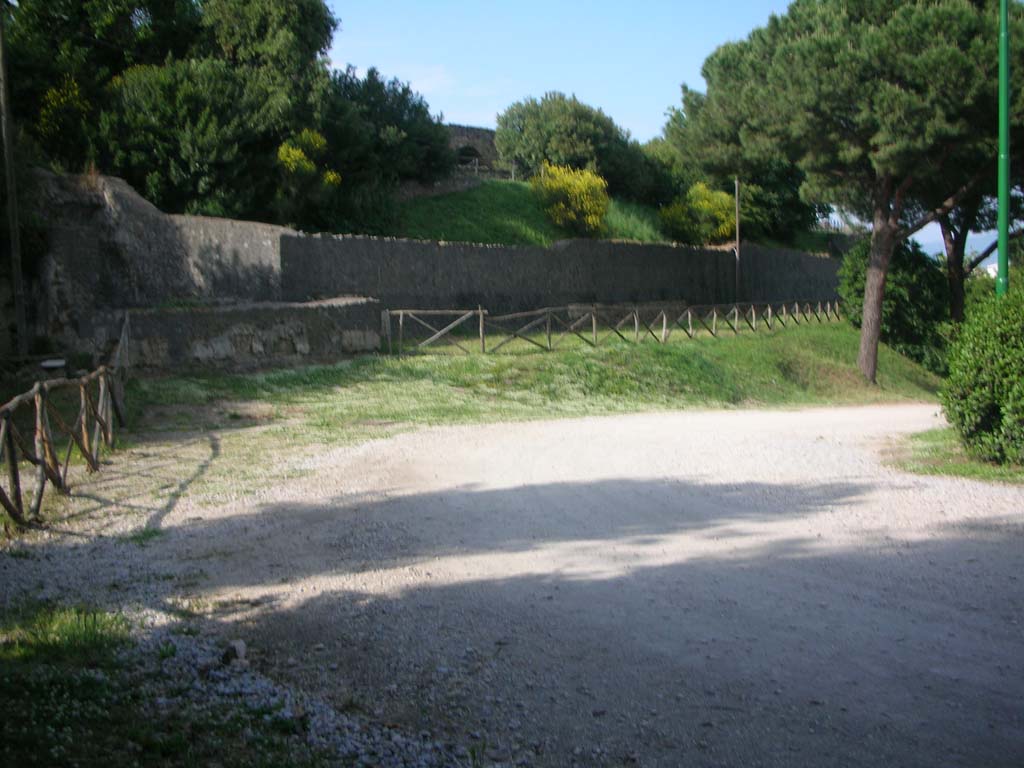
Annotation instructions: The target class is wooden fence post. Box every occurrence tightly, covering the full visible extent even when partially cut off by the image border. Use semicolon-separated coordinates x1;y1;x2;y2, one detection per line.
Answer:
479;306;486;354
103;372;115;448
2;413;24;524
398;311;404;357
382;310;392;355
29;385;46;519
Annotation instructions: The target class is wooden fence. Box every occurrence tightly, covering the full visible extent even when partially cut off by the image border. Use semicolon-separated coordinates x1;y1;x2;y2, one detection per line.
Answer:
0;319;130;527
381;300;842;356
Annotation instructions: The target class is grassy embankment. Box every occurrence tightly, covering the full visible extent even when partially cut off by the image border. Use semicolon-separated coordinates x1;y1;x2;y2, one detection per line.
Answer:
131;323;939;440
0;322;943;531
394;179;668;246
109;323;940;506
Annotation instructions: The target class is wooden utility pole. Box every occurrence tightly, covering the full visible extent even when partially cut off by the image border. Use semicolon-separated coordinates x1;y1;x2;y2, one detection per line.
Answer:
0;6;28;357
734;177;741;302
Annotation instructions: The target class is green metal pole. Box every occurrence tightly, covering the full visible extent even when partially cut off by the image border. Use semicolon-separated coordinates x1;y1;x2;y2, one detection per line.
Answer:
997;0;1011;297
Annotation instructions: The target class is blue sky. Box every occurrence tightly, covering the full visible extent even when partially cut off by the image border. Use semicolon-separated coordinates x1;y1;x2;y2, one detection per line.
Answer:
326;0;989;258
325;1;791;140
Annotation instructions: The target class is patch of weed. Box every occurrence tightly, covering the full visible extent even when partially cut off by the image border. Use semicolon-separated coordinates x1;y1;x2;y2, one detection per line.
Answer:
121;527;165;547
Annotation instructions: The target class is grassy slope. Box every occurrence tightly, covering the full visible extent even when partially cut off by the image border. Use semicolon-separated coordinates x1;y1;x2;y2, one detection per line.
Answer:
131;324;939;445
394;180;669;246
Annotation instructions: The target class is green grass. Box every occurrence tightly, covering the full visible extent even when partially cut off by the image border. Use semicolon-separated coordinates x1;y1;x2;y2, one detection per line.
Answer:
0;602;330;767
396;180;566;246
394;179;668;246
602;199;669;243
0;604;130;667
131;324;939;445
897;427;1024;484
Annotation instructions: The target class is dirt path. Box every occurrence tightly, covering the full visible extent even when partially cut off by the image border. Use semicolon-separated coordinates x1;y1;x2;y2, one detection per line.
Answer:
5;404;1024;766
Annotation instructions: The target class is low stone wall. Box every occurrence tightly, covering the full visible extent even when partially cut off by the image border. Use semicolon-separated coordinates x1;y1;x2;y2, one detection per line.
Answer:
125;298;381;370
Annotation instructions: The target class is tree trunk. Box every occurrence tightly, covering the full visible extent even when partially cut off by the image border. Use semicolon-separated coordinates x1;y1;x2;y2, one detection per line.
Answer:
939;214;970;324
947;261;966;323
857;219;897;384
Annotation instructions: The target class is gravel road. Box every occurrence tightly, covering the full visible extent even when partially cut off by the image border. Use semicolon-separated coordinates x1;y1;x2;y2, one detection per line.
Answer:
5;403;1024;766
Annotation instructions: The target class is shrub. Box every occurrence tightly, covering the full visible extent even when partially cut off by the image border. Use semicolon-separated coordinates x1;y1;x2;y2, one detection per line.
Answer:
274;129;343;230
942;290;1024;464
497;93;672;205
659;182;734;245
530;162;609;236
838;239;949;373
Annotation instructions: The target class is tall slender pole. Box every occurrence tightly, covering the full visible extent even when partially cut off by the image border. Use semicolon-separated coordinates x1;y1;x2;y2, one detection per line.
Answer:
734;177;741;301
997;0;1011;297
0;7;27;356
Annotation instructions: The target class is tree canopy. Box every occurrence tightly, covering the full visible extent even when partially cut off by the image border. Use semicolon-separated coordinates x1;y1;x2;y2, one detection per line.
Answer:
495;92;672;205
4;0;454;231
691;0;1023;381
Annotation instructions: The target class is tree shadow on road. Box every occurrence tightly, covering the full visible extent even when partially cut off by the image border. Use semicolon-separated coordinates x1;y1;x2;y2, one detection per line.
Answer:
4;474;1022;766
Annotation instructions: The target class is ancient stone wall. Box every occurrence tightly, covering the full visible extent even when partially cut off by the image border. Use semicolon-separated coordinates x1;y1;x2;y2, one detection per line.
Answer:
31;171;840;367
124;298;380;370
447;125;500;168
280;236;838;313
32;171;292;353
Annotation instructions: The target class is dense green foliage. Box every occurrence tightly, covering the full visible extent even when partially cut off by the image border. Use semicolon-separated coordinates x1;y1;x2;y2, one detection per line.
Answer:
495;93;673;205
658;86;820;243
394;181;667;246
942;290;1024;465
659;183;735;245
838;240;949;373
4;0;454;231
98;59;259;217
530;163;610;236
680;0;1019;381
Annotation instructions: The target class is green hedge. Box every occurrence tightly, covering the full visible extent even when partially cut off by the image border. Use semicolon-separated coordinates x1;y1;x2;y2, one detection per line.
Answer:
942;290;1024;464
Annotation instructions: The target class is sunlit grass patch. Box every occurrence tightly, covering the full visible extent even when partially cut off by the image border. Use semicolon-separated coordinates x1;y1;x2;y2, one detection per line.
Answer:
0;603;129;667
897;427;1024;484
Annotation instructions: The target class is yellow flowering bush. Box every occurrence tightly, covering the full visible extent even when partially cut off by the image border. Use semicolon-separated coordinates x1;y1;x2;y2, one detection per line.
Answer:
530;162;609;236
659;182;735;245
275;129;342;230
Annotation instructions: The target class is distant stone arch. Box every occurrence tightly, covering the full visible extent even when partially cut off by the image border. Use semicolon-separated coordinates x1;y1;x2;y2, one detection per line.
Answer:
446;125;499;169
456;145;483;166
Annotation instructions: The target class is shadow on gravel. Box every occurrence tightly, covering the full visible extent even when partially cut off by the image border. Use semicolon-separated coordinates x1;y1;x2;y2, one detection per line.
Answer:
6;475;1023;766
